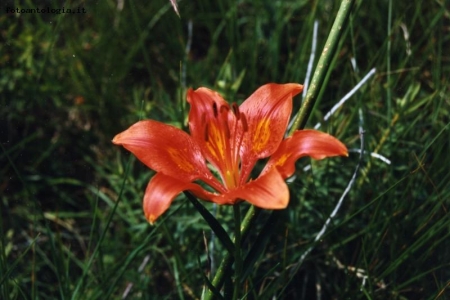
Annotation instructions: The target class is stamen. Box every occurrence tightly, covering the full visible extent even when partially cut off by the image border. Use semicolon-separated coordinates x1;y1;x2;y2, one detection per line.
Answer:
212;102;218;117
232;102;240;120
241;113;249;132
222;118;231;140
218;105;230;139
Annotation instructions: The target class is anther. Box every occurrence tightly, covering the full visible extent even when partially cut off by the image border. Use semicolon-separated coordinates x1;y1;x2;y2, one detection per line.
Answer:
232;103;240;120
241;113;249;132
212;102;218;117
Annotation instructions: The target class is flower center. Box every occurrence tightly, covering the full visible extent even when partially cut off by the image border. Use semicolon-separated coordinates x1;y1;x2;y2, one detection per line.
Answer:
203;102;248;189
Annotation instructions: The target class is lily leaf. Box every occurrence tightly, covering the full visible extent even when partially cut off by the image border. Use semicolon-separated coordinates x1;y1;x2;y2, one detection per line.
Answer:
241;211;281;282
196;255;225;300
184;191;234;255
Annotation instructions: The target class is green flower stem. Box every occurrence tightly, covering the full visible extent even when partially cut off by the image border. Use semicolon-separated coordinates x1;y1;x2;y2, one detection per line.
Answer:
204;206;259;300
232;204;242;300
289;0;355;134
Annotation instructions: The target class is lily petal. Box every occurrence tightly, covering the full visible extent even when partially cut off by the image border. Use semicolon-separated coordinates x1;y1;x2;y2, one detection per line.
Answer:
187;88;242;188
263;130;348;179
112;120;215;184
239;83;303;183
211;167;289;209
143;173;220;224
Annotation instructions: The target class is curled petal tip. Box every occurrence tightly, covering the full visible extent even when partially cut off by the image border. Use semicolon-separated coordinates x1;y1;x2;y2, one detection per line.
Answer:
147;215;156;225
290;83;303;93
112;133;123;145
336;140;349;157
280;83;303;95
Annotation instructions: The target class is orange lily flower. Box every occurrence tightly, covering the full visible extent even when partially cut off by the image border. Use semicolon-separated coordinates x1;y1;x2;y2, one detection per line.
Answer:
113;83;348;223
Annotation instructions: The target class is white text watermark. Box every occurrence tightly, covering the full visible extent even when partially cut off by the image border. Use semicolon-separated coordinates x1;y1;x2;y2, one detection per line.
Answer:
6;7;87;14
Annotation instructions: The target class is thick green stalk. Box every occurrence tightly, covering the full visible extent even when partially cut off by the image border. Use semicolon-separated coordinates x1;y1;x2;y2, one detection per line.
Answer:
232;205;242;300
289;0;355;134
204;206;259;300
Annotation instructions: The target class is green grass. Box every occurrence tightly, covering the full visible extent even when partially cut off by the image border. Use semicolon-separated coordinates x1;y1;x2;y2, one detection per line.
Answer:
1;0;449;299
